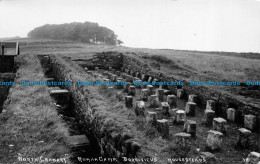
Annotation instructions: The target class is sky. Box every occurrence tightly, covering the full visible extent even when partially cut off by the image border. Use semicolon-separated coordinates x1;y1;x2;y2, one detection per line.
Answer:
0;0;260;52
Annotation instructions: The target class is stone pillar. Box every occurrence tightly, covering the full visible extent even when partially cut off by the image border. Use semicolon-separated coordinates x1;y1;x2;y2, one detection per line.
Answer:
157;89;165;101
111;74;117;82
185;102;196;116
128;85;136;96
169;108;179;118
115;71;121;76
236;128;252;149
245;152;260;164
123;82;128;93
109;66;112;71
156;119;169;138
174;132;192;149
141;89;149;101
206;130;223;151
202;109;215;126
244;114;257;131
135;101;145;117
141;74;146;81
188;94;198;103
206;100;216;111
147;85;154;96
200;152;216;164
227;108;236;122
125;96;133;108
177;89;185;99
135;79;142;89
148;76;153;83
167;95;177;108
93;73;98;78
111;68;115;74
213;118;227;133
149;95;160;108
183;120;197;137
176;110;186;124
116;80;123;89
146;111;157;125
161;102;170;115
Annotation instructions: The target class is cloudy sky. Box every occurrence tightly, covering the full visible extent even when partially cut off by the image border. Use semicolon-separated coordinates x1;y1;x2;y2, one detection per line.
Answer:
0;0;260;52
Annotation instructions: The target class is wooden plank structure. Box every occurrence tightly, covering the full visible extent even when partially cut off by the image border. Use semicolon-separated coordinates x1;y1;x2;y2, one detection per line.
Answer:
0;42;20;73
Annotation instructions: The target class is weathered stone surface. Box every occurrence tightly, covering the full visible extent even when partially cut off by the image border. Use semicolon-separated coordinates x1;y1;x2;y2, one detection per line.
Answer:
156;119;169;138
93;73;98;78
167;95;177;108
141;89;149;101
146;111;157;125
213;117;227;133
236;128;252;149
245;152;260;164
206;130;223;151
177;89;185;99
95;67;99;71
244;114;257;131
227;108;236;122
183;120;197;137
148;76;153;83
116;79;123;89
185;102;196;116
130;142;141;157
116;91;124;101
174;132;192;149
202;109;215;126
206;100;216;111
125;96;133;108
149;95;160;108
68;135;90;148
188;94;198;103
128;85;136;96
147;85;154;96
169;108;179;118
161;102;170;115
111;74;117;82
135;101;145;116
176;110;186;124
200;152;216;164
157;89;164;101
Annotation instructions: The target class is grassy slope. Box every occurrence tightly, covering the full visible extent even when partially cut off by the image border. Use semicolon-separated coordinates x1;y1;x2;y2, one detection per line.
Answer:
0;54;71;164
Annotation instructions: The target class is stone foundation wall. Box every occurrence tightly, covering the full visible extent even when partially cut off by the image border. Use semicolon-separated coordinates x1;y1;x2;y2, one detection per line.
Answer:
47;55;145;162
93;51;123;69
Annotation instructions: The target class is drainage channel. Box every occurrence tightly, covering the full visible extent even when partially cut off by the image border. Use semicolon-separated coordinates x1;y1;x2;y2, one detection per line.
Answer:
38;55;101;164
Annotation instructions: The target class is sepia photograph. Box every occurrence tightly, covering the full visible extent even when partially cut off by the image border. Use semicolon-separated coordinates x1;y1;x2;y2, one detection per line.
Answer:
0;0;260;163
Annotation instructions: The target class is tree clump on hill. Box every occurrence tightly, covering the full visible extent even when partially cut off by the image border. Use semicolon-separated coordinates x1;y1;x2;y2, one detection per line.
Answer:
27;22;123;45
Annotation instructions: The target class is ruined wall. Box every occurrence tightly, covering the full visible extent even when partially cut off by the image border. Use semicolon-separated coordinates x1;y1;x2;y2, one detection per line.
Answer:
47;55;145;163
122;54;260;131
93;51;123;69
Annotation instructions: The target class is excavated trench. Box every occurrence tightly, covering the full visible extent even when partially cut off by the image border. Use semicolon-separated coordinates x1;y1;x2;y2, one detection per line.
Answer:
38;55;102;164
0;74;15;113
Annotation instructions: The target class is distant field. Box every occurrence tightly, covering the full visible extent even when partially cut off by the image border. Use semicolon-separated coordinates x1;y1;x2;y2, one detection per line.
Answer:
17;38;260;104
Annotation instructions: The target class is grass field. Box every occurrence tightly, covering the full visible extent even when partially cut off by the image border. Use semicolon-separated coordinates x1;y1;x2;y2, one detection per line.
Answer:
0;53;71;164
